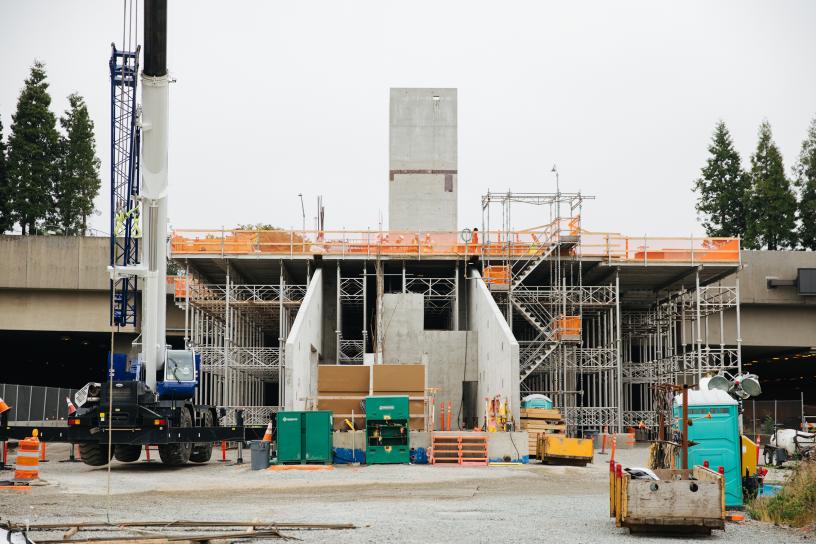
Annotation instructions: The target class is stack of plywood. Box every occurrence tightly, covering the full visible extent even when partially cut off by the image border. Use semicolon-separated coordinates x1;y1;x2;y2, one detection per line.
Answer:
316;364;426;431
519;408;566;457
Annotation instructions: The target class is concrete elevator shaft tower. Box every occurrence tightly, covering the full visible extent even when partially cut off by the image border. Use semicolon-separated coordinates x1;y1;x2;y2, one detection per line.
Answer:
389;88;458;232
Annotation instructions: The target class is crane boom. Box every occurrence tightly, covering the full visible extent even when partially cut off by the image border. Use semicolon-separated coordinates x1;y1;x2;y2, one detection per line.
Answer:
139;0;170;391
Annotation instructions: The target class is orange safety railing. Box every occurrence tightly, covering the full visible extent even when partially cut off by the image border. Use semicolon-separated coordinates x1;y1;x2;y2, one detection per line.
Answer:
167;275;188;299
551;316;581;341
483;265;510;285
171;226;741;264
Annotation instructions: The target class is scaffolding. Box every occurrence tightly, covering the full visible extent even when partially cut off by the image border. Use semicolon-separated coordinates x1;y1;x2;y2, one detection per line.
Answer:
170;186;741;434
481;190;741;436
177;264;306;424
337;264;367;364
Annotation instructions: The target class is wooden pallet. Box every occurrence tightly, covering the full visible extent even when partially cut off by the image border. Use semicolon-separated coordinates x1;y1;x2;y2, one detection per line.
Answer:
430;434;488;466
520;408;562;420
520;408;565;457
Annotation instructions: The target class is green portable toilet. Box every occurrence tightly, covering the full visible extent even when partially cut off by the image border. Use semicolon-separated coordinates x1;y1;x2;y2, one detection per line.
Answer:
275;410;333;464
673;388;741;507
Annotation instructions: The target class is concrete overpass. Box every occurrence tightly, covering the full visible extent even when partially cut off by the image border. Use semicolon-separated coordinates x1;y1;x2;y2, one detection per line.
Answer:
730;250;816;399
0;235;184;387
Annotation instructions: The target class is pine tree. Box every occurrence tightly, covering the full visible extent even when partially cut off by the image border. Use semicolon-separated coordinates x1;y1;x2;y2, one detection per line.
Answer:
795;117;816;250
54;93;101;235
693;121;751;239
0;116;11;233
6;61;60;235
746;121;798;250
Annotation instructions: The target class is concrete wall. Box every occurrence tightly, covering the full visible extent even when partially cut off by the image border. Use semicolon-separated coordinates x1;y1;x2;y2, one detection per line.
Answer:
284;268;323;410
722;306;816;349
0;284;184;335
0;235;109;290
740;250;816;305
0;235;183;335
389;88;457;232
468;270;520;423
381;292;477;428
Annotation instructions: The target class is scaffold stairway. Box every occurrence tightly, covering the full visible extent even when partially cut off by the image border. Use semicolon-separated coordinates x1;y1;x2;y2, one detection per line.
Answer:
511;241;559;289
512;298;561;380
520;343;559;380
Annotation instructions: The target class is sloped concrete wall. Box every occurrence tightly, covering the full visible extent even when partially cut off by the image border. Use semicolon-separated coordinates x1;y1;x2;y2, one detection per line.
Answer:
285;268;323;410
468;269;520;423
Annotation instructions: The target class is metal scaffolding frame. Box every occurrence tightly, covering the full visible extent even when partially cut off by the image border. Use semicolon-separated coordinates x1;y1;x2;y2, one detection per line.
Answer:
481;191;742;436
180;262;306;425
337;264;367;364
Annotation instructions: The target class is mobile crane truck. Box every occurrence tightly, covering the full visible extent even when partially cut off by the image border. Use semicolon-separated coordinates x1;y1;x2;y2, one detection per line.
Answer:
0;0;263;466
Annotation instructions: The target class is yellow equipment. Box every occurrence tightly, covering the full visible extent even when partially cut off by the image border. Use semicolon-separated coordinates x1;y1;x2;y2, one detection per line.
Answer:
537;434;594;466
741;435;758;477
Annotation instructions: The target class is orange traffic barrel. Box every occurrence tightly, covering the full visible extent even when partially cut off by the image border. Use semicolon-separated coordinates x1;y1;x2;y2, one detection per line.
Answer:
14;435;41;483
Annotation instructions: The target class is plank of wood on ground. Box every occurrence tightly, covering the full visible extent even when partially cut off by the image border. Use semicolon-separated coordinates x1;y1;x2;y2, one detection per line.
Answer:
520;408;562;419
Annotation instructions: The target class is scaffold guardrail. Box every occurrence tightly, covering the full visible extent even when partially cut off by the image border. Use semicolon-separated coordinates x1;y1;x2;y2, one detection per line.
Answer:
170;228;740;264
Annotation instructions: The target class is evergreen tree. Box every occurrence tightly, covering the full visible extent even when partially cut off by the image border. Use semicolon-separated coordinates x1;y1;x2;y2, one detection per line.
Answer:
54;93;101;235
795;117;816;250
6;61;60;235
693;121;751;239
0;117;11;233
746;121;797;250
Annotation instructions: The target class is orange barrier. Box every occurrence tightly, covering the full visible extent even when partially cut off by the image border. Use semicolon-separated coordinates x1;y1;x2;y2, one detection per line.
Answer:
14;436;41;483
483;265;510;285
171;227;741;264
552;316;581;341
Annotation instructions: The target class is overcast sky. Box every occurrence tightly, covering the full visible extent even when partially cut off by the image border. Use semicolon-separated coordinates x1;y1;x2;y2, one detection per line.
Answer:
2;1;815;237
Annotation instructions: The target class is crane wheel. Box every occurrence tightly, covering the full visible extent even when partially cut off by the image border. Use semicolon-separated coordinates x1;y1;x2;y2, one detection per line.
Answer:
190;410;214;463
79;443;114;466
114;444;142;463
158;407;193;465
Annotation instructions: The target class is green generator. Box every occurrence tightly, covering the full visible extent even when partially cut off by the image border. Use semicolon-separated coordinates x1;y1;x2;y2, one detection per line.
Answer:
275;410;333;464
365;396;410;464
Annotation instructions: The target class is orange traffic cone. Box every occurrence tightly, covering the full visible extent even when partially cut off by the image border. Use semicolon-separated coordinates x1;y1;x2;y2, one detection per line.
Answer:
262;421;273;442
65;396;77;416
0;397;10;415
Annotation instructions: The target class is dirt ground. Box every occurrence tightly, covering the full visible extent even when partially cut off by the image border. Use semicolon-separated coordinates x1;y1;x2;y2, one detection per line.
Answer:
1;443;811;543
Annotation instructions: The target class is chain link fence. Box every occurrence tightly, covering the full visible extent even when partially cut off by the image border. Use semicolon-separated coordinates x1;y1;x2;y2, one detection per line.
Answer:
743;398;816;445
0;383;78;423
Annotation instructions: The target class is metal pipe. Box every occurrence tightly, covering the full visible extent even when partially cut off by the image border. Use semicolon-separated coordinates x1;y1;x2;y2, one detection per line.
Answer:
615;272;622;432
681;384;689;471
143;0;167;77
735;275;742;375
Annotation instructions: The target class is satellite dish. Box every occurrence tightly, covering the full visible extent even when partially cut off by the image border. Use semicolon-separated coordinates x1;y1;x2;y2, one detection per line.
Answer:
739;374;762;397
707;375;732;392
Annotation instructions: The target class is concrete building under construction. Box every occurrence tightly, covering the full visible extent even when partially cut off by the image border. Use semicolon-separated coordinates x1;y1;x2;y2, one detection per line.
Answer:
167;88;744;434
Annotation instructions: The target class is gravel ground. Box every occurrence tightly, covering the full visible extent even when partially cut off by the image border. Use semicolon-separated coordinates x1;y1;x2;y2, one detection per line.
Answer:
1;443;811;543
